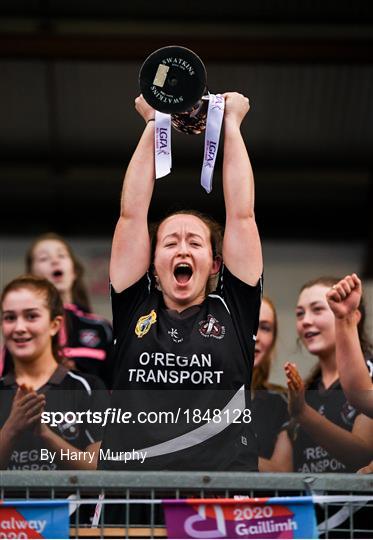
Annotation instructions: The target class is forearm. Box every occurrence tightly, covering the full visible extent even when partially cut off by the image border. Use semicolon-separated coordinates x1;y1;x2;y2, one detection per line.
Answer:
259;456;292;473
110;121;154;290
40;427;98;470
222;119;255;220
120;121;155;219
259;457;276;472
221;118;262;284
335;317;373;411
297;405;372;469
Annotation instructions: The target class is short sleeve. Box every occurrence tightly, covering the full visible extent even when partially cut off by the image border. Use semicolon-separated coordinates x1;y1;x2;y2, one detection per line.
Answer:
0;384;13;430
110;273;152;342
216;264;262;340
274;392;289;433
79;374;110;444
252;391;289;459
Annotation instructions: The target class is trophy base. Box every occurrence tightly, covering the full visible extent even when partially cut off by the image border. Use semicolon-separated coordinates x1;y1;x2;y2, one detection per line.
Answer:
171;97;208;135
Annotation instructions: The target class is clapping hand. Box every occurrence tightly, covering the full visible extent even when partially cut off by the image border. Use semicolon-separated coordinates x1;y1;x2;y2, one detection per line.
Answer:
284;362;306;419
6;385;46;437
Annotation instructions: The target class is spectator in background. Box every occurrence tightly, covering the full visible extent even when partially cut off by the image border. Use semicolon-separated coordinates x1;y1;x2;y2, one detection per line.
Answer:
251;297;292;472
0;233;113;388
0;275;108;470
284;276;373;473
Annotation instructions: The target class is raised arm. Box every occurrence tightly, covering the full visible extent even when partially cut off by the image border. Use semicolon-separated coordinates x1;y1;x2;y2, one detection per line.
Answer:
326;274;373;417
222;92;263;286
110;95;156;293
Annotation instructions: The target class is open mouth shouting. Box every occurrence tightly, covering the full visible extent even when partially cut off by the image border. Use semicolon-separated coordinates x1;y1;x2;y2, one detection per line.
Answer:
173;263;193;285
51;269;64;281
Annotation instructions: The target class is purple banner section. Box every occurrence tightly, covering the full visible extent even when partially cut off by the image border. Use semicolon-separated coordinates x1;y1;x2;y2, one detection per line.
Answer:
163;497;318;539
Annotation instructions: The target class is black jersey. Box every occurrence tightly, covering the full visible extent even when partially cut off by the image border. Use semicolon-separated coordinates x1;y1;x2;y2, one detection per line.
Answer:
0;304;114;388
0;366;109;470
251;388;288;459
99;265;262;471
60;303;113;386
292;375;366;473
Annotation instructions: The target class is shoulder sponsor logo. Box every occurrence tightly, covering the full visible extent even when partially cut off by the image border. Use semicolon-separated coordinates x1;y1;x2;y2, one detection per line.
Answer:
79;329;100;348
318;404;325;415
199;315;225;340
135;310;157;338
340;401;357;427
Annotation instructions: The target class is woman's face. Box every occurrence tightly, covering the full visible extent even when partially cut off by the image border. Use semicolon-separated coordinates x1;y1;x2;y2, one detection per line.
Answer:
31;239;76;299
254;299;276;367
153;214;220;310
296;284;336;357
2;288;60;363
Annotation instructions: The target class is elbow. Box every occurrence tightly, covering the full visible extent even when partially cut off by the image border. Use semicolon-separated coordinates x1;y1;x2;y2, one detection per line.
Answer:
227;212;256;226
237;203;255;220
344;392;373;417
240;209;255;221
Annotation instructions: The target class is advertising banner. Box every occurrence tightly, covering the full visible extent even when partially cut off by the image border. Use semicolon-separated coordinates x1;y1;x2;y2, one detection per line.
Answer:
163;496;318;539
0;500;69;539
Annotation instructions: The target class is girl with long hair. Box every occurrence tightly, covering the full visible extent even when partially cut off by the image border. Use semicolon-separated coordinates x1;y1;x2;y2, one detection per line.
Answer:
284;276;373;473
0;275;108;470
1;233;113;387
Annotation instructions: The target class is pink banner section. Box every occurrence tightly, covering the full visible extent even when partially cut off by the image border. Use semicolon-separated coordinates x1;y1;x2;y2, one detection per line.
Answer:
163;497;318;539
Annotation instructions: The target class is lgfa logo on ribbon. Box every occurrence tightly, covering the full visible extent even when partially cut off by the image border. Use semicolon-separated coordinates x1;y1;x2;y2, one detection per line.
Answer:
155;111;172;179
154;94;224;193
201;94;225;193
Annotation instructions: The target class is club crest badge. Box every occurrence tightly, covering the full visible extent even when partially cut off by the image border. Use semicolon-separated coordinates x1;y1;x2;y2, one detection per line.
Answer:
135;310;157;338
199;314;225;339
57;421;79;441
168;327;183;343
79;329;100;348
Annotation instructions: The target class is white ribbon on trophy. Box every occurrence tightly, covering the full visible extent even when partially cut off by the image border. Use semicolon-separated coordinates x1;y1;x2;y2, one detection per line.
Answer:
154;110;172;179
200;93;225;193
154;94;224;192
